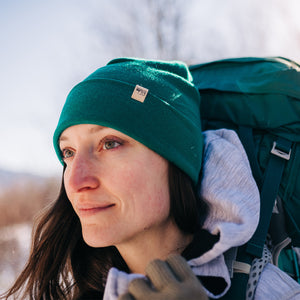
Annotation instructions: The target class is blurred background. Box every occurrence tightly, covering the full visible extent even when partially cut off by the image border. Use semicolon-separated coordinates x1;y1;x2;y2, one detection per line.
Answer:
1;0;300;293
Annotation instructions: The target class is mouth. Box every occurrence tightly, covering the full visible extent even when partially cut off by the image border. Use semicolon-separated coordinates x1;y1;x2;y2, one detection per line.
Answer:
77;204;115;217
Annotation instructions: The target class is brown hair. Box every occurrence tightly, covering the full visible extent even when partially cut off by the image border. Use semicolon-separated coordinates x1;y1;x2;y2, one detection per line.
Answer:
1;163;208;299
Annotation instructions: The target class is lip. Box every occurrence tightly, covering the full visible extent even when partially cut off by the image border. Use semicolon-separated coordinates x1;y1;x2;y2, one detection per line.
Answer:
76;204;115;217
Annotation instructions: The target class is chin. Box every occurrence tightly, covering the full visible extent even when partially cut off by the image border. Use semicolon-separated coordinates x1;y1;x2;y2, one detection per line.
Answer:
83;236;111;248
81;228;114;248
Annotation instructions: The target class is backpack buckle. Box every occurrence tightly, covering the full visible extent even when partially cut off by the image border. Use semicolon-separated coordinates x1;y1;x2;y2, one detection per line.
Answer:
271;141;291;160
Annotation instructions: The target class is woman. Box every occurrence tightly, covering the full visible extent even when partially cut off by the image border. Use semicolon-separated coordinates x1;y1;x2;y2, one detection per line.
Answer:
2;58;300;299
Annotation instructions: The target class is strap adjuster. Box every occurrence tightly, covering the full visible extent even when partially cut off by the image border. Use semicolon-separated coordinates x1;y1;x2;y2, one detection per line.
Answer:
271;141;291;160
233;261;251;274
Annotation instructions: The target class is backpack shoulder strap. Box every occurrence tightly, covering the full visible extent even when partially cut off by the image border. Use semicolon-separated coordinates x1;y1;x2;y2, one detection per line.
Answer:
246;136;292;257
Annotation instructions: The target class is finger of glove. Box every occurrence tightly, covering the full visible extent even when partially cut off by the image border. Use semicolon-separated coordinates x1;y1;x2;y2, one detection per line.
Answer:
127;277;156;300
118;292;135;300
166;254;198;282
145;259;178;291
166;255;208;300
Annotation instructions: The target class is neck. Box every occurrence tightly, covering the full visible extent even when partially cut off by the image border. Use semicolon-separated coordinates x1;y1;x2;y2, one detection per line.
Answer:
116;220;193;274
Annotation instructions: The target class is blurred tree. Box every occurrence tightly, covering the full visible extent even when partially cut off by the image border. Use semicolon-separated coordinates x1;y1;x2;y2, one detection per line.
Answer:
147;0;183;59
88;0;300;64
91;0;191;60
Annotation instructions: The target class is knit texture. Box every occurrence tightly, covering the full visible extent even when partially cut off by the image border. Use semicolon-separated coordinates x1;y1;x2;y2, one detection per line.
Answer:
53;58;203;184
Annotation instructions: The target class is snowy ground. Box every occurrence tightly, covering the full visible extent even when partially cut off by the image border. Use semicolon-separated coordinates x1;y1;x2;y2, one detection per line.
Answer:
0;223;32;294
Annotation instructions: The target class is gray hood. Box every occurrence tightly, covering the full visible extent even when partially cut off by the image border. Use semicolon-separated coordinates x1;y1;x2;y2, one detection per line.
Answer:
190;129;260;265
189;129;260;298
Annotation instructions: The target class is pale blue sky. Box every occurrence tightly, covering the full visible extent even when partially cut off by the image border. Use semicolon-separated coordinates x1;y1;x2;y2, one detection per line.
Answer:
1;0;300;176
0;0;112;176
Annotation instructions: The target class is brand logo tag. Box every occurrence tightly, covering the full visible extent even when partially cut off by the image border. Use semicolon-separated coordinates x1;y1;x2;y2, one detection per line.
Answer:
131;85;148;102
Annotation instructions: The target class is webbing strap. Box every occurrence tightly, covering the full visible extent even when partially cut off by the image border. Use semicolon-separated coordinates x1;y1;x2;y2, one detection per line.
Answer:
238;126;263;189
246;137;292;257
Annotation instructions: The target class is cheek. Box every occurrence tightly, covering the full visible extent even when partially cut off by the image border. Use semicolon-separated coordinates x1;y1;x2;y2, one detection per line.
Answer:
146;192;170;220
122;161;170;220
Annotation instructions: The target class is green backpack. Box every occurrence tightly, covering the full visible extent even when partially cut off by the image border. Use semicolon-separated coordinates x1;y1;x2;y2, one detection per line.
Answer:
189;57;300;298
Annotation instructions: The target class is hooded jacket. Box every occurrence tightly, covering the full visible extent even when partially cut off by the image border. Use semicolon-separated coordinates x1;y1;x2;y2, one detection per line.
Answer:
103;129;300;299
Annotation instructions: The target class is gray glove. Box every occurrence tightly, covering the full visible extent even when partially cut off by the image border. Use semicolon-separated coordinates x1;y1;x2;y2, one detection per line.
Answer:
118;254;208;300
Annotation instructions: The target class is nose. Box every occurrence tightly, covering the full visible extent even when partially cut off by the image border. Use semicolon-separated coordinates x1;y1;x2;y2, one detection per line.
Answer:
64;152;100;193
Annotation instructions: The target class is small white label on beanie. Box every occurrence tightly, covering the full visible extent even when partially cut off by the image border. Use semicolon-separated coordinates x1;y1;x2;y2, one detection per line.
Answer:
131;85;148;102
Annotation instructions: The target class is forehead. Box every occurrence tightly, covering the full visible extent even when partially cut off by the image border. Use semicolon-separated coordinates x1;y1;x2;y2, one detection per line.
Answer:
59;124;106;142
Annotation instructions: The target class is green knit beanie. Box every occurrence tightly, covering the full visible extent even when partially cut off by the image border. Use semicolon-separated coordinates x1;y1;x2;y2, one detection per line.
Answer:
53;58;203;184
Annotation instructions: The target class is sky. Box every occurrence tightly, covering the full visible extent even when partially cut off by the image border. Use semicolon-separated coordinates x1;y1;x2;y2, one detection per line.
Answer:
0;0;111;176
1;0;300;177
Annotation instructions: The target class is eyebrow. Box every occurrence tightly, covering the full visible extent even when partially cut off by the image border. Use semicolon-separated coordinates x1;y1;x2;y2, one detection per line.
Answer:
59;125;105;143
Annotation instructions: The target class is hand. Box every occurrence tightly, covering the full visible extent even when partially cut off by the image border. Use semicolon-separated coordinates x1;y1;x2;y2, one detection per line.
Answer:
118;254;208;300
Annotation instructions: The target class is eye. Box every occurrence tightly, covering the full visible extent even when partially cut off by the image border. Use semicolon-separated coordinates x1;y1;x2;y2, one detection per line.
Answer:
61;148;74;159
103;140;121;150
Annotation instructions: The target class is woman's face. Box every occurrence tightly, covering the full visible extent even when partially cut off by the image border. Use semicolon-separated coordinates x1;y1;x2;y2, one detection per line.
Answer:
60;124;171;248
